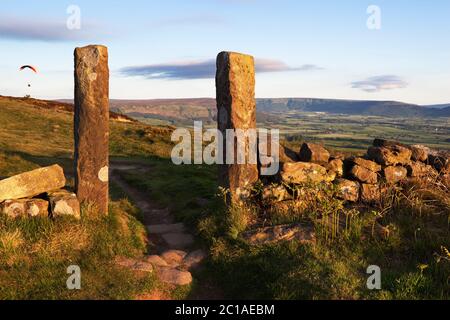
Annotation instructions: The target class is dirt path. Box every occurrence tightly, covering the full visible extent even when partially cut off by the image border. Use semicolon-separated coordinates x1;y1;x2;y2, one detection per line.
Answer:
110;160;217;297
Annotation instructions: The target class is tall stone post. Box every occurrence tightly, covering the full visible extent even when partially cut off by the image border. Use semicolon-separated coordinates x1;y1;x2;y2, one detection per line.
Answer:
216;51;259;204
74;45;109;215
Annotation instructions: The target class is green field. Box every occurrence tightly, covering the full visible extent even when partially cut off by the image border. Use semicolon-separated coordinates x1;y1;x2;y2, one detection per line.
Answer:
259;111;450;153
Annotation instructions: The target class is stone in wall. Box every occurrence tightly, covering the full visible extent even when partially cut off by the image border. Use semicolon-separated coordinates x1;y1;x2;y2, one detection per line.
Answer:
349;165;378;184
262;185;291;202
368;146;412;166
428;151;450;173
298;143;330;165
74;45;109;214
410;145;429;162
349;157;381;172
0;165;66;202
360;184;381;204
280;162;329;184
0;199;49;219
326;158;344;177
406;161;436;178
384;166;408;184
335;179;360;202
216;51;258;204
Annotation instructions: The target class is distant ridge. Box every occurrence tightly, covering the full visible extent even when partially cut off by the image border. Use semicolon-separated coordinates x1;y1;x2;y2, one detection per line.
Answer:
58;97;450;123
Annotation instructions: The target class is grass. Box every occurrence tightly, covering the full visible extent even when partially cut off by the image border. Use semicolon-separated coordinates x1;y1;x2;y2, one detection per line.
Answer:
0;199;156;299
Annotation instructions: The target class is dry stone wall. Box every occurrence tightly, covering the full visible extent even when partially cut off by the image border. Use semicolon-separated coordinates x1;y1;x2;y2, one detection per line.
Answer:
269;140;449;204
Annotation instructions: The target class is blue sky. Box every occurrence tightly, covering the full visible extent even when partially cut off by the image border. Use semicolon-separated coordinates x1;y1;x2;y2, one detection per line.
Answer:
1;0;450;104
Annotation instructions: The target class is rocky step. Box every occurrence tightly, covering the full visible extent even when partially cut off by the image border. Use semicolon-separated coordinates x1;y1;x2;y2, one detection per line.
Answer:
146;223;186;235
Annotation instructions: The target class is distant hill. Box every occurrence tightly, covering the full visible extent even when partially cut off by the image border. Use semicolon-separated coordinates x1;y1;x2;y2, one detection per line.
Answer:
257;98;450;117
424;103;450;109
0;95;136;123
82;97;450;124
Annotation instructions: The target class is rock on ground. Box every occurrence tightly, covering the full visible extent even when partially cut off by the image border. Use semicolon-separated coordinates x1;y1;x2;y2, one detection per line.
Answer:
406;162;436;178
298;142;330;165
48;190;81;219
0;198;49;218
160;250;188;267
144;255;169;267
262;185;290;202
349;165;378;184
335;179;360;202
367;145;412;166
182;250;207;270
242;223;316;245
280;162;328;184
411;145;429;162
156;267;193;286
428;152;450;173
360;184;381;203
349;157;381;172
326;158;344;177
384;166;408;184
0;165;66;202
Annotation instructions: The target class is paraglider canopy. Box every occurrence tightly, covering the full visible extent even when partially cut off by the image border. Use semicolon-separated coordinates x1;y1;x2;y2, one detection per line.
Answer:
20;65;38;73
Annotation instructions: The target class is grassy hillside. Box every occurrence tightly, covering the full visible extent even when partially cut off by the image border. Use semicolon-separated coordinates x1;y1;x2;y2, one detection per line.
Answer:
0;96;176;299
0;96;173;177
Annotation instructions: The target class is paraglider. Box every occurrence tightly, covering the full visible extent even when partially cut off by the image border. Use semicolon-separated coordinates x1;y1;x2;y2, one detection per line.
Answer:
19;65;38;93
20;65;38;73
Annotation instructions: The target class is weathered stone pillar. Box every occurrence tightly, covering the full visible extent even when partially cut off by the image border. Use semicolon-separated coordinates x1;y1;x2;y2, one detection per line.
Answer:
74;45;109;214
216;51;258;204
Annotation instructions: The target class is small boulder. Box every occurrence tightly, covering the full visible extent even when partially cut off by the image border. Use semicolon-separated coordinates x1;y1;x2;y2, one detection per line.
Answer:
428;152;450;173
373;139;409;148
326;158;344;177
406;162;436;178
335;179;360;202
360;184;381;203
349;165;378;184
144;255;169;267
367;146;412;166
280;162;328;184
132;261;154;273
262;185;290;202
298;143;330;165
182;250;207;270
0;165;66;202
0;198;49;218
349;157;381;172
410;145;429;162
160;250;187;267
48;190;81;219
384;166;407;184
156;267;192;286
